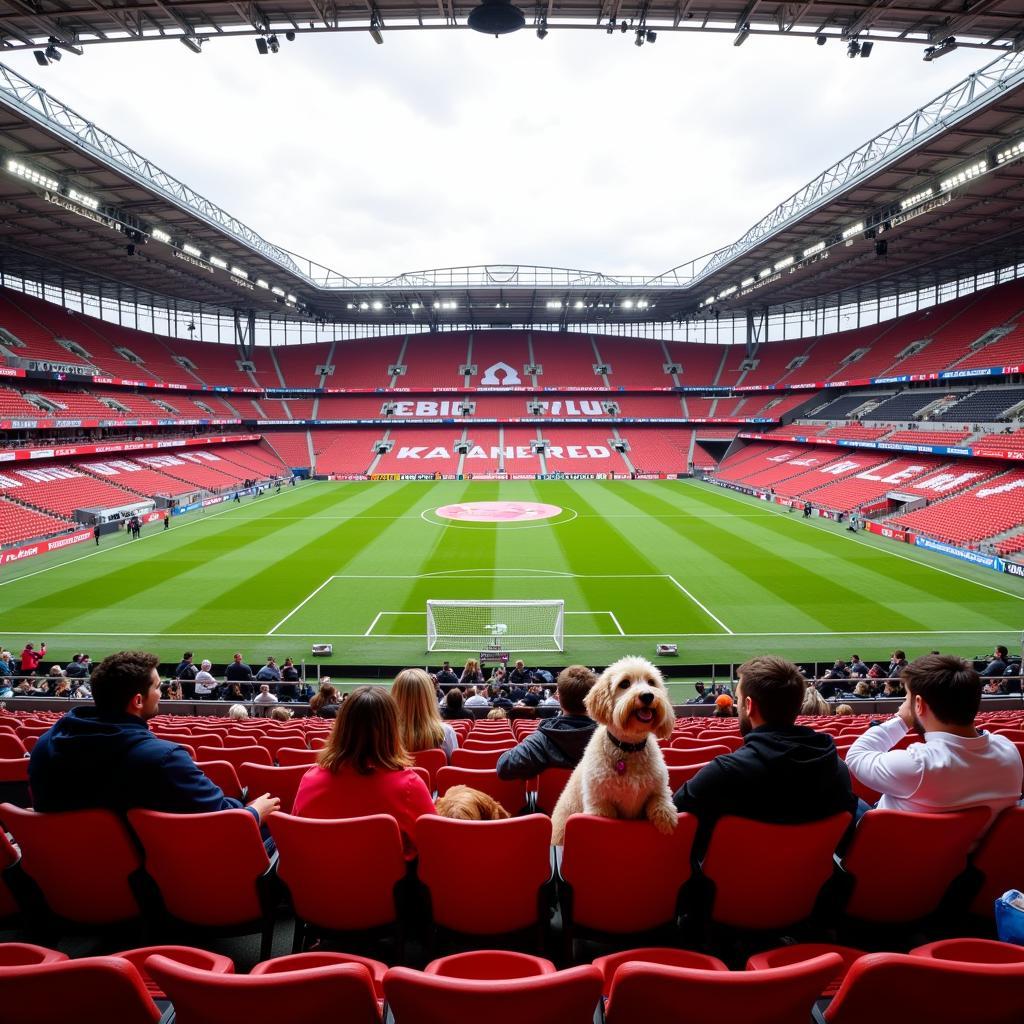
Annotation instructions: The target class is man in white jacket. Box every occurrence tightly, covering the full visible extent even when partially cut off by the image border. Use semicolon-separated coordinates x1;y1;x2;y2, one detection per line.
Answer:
846;653;1022;829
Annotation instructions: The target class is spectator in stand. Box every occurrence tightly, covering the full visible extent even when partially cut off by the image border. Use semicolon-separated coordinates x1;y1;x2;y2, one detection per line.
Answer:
29;650;278;823
488;684;514;711
0;678;12;700
441;687;473;721
436;662;461;692
801;687;830;716
71;680;92;700
223;683;248;704
310;682;340;719
0;650;12;679
868;662;884;679
888;650;909;678
194;660;217;700
673;655;856;854
497;665;597;781
981;646;1009;678
713;694;736;718
52;678;71;699
459;659;484;689
849;655;869;678
852;680;872;698
165;681;183;701
488;665;507;686
269;706;293;722
65;653;89;680
486;708;508;719
508;660;532;696
846;654;1023;828
174;652;199;700
518;684;544;708
392;668;458;759
464;686;489;710
254;683;278;708
882;678;905;698
19;642;45;677
292;686;435;859
228;703;249;720
835;704;854;717
225;652;255;699
256;657;282;683
278;658;300;702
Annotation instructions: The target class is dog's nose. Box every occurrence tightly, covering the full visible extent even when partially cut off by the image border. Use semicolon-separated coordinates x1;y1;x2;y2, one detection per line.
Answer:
639;691;654;706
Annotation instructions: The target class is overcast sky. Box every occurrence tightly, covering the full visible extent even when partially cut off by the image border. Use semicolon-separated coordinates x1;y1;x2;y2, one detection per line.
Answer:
4;31;987;279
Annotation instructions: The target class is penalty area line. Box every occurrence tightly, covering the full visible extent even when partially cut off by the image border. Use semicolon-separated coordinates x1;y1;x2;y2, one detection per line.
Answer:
663;574;735;635
267;576;337;635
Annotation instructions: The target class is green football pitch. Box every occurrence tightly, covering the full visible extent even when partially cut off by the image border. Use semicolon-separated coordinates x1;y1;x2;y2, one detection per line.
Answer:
2;479;1021;675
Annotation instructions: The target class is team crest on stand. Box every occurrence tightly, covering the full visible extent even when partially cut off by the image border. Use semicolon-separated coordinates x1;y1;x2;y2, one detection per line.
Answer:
480;361;522;386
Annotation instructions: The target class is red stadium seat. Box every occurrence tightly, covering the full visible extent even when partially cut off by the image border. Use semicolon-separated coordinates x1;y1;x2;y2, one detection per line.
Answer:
194;745;272;770
969;805;1024;916
146;952;382;1024
603;954;843;1024
276;747;319;767
666;762;710;791
700;813;852;929
112;945;234;1000
559;814;697;958
663;745;730;765
251;951;388;1000
910;938;1024;964
838;808;988;923
745;943;868;997
0;757;31;808
195;760;245;801
236;763;309;814
0;942;68;966
383;964;603;1024
0;956;161;1024
424;950;556;979
462;738;516;752
451;748;505;769
533;768;573;815
592;947;727;997
411;748;447;790
0;803;145;926
435;766;528;816
0;734;27;759
127;808;276;961
820;952;1024;1024
415;815;552;942
267;813;406;953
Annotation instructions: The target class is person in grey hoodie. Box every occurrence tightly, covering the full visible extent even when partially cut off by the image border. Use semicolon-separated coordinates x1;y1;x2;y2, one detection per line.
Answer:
496;665;598;780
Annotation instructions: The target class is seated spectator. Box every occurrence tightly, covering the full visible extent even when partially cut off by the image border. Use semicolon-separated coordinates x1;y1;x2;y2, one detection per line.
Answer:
29;651;278;823
166;681;183;701
442;688;473;720
849;655;869;678
0;679;12;700
983;679;1005;697
269;706;293;722
310;682;340;718
436;661;461;692
846;654;1023;828
673;655;856;853
52;678;71;699
278;657;300;702
852;680;872;698
225;652;254;699
254;683;278;706
256;657;282;683
801;687;830;716
222;682;248;704
486;708;508;719
835;704;854;716
228;703;249;720
292;686;435;858
518;684;544;707
867;663;884;679
888;650;909;678
464;685;489;709
392;668;458;759
881;678;905;698
981;645;1009;678
497;665;597;780
508;659;532;694
713;694;736;718
65;653;89;679
194;659;217;700
0;650;12;679
459;659;484;689
488;685;513;711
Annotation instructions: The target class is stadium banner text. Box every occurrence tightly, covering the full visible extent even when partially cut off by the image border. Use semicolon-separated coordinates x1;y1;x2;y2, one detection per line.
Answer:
1;528;92;565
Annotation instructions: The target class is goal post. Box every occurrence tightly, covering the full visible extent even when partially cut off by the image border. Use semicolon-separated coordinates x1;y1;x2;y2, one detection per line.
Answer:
426;599;565;653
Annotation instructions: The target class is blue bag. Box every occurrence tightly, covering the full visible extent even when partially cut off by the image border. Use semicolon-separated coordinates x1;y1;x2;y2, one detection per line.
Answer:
994;890;1024;945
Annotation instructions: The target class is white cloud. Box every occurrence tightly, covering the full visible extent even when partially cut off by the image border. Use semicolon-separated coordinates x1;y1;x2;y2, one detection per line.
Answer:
4;32;987;278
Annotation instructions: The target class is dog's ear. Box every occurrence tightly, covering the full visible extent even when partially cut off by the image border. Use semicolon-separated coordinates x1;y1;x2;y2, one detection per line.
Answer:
480;795;511;821
656;701;676;740
584;671;614;724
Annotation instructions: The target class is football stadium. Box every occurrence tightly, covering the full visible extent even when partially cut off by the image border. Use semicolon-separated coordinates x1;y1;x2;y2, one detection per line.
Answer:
0;0;1024;1017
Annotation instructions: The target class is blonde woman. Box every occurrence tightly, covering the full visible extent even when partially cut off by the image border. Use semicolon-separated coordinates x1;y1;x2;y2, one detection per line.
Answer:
392;668;458;759
801;686;830;716
459;659;484;688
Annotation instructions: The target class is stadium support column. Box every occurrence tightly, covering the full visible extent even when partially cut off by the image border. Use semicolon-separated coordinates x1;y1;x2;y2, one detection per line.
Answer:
234;309;256;360
745;308;765;358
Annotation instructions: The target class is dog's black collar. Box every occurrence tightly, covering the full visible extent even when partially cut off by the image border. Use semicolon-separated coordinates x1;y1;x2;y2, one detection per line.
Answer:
607;732;647;753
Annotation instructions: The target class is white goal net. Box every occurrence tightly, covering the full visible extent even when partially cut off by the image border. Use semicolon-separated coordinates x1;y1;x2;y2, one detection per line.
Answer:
426;599;565;653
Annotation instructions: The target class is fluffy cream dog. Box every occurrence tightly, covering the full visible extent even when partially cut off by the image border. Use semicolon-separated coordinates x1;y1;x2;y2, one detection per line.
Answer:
551;655;677;844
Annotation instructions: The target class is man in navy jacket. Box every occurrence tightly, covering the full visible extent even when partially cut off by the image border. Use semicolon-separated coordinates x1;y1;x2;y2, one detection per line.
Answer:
29;651;278;824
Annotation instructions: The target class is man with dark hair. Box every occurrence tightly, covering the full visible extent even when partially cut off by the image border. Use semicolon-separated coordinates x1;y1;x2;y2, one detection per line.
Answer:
65;653;89;680
225;652;255;699
29;651;278;824
496;665;598;780
436;661;460;692
981;645;1009;678
888;650;908;678
673;655;856;850
174;651;199;700
846;654;1022;826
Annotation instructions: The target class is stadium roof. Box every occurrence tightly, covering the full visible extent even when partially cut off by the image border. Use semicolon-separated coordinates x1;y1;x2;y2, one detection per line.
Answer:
0;45;1023;329
1;0;1023;53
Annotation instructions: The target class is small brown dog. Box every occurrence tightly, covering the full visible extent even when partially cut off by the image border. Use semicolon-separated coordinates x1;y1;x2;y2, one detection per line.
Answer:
435;785;511;821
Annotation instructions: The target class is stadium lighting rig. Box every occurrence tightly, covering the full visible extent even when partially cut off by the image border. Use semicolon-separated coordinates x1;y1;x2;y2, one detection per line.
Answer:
924;36;957;61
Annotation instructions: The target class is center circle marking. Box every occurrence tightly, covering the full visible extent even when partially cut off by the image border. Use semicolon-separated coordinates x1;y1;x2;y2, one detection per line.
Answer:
435;500;563;523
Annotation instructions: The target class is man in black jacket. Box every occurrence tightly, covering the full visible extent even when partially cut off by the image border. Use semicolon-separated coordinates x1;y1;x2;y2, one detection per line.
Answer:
673;655;856;855
225;652;255;699
435;662;461;692
496;665;597;780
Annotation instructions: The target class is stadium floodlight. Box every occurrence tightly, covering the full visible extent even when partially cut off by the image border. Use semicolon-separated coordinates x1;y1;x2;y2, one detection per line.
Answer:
718;286;736;299
426;599;565;653
774;256;794;271
847;40;860;58
923;36;957;61
180;36;204;53
574;300;584;309
372;300;384;310
734;23;750;47
997;140;1024;165
411;302;421;310
368;6;385;44
230;266;248;279
34;51;49;66
802;241;825;258
44;45;62;62
256;279;269;289
842;222;865;240
210;256;228;269
468;0;526;34
941;159;987;192
267;35;280;53
546;300;561;309
6;159;59;192
860;41;873;58
637;298;649;308
646;30;656;43
758;267;772;278
621;299;634;309
900;187;933;210
272;286;285;297
741;277;755;287
182;243;202;258
67;188;99;211
815;34;826;45
151;228;171;243
255;37;269;54
286;294;296;303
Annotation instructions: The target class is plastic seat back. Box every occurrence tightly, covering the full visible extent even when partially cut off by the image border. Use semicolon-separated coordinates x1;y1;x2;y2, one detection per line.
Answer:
0;942;67;966
560;814;697;934
840;808;989;922
823;952;1024;1024
604;954;842;1024
663;745;730;764
534;768;573;815
436;767;527;816
0;956;161;1024
146;953;382;1024
127;809;270;926
195;760;245;801
0;758;31;808
0;734;27;759
195;745;272;770
701;813;851;929
383;964;602;1024
970;805;1024;916
0;804;143;924
451;748;505;769
276;747;318;767
237;763;308;814
416;815;552;935
411;748;447;791
268;813;406;932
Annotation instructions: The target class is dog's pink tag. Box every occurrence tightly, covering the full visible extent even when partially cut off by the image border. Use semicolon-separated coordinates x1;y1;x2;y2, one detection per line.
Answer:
615;760;626;775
